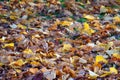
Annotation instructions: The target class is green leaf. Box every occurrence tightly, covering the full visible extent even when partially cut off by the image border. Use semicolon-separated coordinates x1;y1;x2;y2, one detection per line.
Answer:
80;4;85;9
0;14;7;18
111;5;120;9
0;0;9;1
75;0;81;2
74;27;79;32
61;3;66;8
77;18;87;23
59;0;65;3
98;13;105;19
59;39;63;44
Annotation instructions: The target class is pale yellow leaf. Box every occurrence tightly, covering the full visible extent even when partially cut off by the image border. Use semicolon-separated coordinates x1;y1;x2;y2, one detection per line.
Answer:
88;70;99;78
62;43;72;51
113;16;120;23
84;15;95;20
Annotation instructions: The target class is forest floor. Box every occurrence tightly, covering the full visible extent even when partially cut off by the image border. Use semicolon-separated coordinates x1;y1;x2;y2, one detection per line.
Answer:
0;0;120;80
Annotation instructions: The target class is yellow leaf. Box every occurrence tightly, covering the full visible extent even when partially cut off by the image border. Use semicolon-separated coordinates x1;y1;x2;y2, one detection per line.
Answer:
95;55;107;63
100;71;111;77
60;21;72;26
0;62;3;66
30;61;40;66
113;16;120;23
1;19;7;23
62;43;72;51
23;48;33;54
83;22;90;30
15;69;22;73
110;67;118;74
84;15;95;20
98;42;113;50
113;53;120;59
83;22;95;35
10;15;17;20
29;68;38;74
17;24;27;29
10;59;25;67
3;43;14;48
32;34;40;39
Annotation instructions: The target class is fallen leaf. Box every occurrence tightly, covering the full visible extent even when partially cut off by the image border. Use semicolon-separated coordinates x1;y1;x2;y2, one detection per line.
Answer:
30;61;40;66
113;16;120;23
84;14;95;20
88;70;99;78
100;6;108;13
95;55;107;63
112;53;120;59
109;67;118;74
60;21;73;26
2;43;14;48
62;43;72;52
10;15;18;20
83;22;95;35
23;48;33;54
17;24;27;29
100;71;111;77
29;68;38;74
10;59;25;67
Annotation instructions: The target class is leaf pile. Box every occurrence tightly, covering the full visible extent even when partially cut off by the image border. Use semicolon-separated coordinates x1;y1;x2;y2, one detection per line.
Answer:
0;0;120;80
